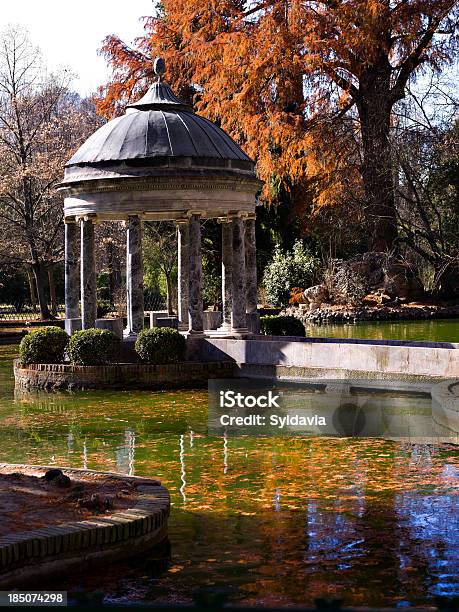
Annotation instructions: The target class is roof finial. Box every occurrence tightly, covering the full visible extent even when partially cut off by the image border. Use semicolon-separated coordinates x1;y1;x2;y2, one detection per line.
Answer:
154;57;166;82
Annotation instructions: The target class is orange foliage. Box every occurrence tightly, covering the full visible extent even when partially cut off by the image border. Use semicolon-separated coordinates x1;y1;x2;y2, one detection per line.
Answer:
289;287;305;304
97;1;458;239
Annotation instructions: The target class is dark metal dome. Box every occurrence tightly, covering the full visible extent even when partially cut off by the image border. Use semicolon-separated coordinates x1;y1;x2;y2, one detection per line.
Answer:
65;79;252;169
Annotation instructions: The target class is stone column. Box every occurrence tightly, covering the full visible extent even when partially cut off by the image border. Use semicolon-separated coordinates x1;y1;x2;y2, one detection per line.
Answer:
219;218;233;331
177;219;190;331
231;215;248;333
64;218;79;319
188;213;204;334
80;217;97;330
245;214;257;314
126;215;144;335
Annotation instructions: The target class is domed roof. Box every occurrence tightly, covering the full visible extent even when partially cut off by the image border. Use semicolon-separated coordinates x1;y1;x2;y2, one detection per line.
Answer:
65;75;252;170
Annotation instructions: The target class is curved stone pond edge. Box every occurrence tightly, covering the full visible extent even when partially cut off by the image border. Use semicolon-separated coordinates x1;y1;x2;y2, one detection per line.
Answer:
431;380;459;434
0;465;170;588
13;336;459;390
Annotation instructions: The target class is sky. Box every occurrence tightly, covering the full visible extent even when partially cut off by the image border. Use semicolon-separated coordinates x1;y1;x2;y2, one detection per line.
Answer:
0;0;153;97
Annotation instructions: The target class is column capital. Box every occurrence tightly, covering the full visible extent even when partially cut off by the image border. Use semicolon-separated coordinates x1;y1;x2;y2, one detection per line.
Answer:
218;211;247;223
76;213;99;224
176;217;190;226
186;210;204;218
64;216;77;224
245;212;257;221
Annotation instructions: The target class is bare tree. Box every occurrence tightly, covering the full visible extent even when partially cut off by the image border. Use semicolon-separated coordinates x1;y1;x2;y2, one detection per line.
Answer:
143;222;177;315
0;26;102;318
392;70;459;297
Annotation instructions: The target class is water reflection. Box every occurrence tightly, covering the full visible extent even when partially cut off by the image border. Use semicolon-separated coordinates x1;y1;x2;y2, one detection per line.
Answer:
0;350;458;605
179;434;186;502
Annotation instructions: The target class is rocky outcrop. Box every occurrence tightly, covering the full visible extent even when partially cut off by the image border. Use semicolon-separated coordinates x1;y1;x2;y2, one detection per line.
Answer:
283;303;459;324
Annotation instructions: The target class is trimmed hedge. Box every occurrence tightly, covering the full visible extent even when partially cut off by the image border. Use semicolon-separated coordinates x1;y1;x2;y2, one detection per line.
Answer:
135;327;186;364
68;328;121;365
260;315;306;337
19;326;69;365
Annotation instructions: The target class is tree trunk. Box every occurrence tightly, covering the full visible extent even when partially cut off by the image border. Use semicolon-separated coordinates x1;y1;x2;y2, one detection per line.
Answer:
107;240;121;303
165;272;174;316
358;65;398;252
27;266;37;312
48;264;58;315
31;261;51;320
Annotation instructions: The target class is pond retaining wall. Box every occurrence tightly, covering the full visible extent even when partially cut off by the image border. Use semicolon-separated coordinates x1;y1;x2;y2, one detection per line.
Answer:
188;336;459;382
0;465;169;588
14;360;235;390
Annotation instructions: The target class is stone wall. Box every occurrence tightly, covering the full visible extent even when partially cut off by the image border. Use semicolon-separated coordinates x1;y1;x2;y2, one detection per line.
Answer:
0;465;169;588
190;337;459;381
14;360;235;391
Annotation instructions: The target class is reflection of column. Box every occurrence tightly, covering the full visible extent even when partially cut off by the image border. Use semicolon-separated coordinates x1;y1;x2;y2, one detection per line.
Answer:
231;215;248;333
220;219;233;331
180;434;186;502
126;215;144;335
245;214;257;314
65;218;79;319
80;217;96;329
188;213;204;334
177;219;190;330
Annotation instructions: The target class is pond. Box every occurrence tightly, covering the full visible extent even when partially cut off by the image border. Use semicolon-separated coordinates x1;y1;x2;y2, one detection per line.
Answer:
304;318;459;343
0;345;458;606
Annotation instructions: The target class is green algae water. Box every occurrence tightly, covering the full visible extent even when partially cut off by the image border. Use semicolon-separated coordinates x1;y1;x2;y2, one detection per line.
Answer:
0;345;458;606
304;318;459;343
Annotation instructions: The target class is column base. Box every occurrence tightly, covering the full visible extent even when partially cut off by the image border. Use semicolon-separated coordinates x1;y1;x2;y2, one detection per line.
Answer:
246;312;260;335
184;329;205;338
231;327;252;337
206;327;252;339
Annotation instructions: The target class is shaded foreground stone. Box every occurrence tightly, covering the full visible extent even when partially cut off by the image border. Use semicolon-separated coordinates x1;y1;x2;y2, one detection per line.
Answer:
0;464;169;588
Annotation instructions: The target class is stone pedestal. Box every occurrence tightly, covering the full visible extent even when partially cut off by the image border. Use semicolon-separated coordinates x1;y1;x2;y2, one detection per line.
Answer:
64;219;79;320
126;215;144;335
65;318;82;336
156;317;179;330
96;318;124;339
188;214;204;335
231;216;248;333
80;218;96;330
177;220;190;331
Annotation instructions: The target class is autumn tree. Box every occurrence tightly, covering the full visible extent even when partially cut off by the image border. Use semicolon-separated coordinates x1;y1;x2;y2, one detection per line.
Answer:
99;0;458;253
0;26;101;318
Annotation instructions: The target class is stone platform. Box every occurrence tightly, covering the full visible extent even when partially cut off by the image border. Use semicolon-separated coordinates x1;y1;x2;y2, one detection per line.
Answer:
0;465;170;588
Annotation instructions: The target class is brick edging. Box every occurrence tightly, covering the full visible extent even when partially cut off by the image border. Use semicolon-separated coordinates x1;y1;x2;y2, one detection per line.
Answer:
13;360;235;390
0;464;170;586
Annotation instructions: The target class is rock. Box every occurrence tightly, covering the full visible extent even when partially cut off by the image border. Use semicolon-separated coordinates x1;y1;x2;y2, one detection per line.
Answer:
43;469;63;482
43;469;71;488
54;474;71;488
302;285;329;310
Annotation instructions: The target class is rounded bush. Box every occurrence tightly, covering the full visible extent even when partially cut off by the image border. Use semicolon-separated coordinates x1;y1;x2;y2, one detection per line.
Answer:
19;326;69;365
135;327;186;364
68;328;121;365
260;315;306;337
